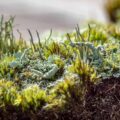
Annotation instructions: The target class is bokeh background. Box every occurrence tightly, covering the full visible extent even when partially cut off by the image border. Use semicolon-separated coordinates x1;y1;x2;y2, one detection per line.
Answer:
0;0;115;39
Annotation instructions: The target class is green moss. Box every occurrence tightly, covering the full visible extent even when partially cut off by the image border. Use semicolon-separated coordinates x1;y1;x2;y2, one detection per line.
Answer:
0;17;120;112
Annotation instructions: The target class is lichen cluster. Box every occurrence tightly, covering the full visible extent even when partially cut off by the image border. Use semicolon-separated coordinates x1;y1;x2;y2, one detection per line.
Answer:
0;17;120;112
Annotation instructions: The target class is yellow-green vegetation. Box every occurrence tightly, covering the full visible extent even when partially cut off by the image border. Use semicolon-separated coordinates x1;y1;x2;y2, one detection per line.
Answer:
105;0;120;22
0;17;120;112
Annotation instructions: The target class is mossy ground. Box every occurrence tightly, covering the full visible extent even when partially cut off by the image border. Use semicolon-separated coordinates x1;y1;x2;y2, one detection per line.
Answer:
0;17;120;119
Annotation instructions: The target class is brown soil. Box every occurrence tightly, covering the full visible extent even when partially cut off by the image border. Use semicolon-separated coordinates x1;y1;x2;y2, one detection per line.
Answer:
85;77;120;120
0;77;120;120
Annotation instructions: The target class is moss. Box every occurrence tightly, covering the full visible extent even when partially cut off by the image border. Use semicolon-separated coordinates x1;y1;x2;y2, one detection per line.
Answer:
0;16;120;117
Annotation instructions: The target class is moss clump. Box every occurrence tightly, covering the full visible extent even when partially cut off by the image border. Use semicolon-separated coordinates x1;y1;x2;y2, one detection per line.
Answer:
0;17;120;119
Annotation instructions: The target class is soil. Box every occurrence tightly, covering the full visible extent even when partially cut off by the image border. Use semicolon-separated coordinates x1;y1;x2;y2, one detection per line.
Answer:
0;77;120;120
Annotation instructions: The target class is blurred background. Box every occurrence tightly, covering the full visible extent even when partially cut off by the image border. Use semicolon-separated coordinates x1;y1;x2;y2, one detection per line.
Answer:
0;0;119;39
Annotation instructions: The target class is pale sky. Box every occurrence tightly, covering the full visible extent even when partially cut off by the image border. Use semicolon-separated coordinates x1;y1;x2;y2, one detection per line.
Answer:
0;0;108;39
